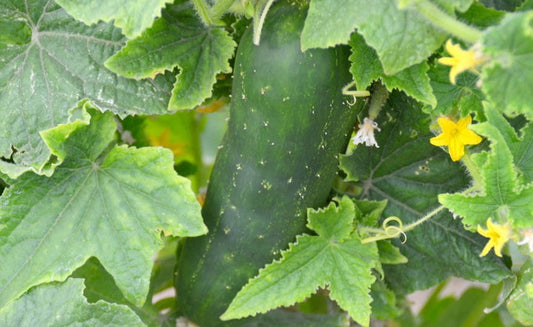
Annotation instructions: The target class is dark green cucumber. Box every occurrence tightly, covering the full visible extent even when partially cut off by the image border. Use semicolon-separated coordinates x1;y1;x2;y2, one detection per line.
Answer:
176;1;358;325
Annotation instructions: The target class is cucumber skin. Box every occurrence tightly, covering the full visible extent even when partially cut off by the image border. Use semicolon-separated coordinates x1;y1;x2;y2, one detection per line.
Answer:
176;2;357;325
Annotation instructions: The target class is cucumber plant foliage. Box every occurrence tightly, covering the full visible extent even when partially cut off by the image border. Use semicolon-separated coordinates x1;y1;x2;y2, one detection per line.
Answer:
0;0;532;326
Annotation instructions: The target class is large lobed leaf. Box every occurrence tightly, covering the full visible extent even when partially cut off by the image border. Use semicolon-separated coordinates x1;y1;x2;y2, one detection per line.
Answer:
221;197;380;327
0;279;144;326
0;0;173;177
55;0;172;39
0;103;206;310
105;1;236;110
302;0;446;74
481;11;533;119
339;91;512;294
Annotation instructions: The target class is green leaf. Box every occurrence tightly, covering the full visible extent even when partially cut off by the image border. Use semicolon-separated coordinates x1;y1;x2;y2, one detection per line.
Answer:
72;257;130;306
302;0;446;74
307;198;354;240
457;2;505;28
513;122;533;185
0;0;173;177
242;310;349;327
349;33;436;107
150;237;180;296
353;198;388;227
377;241;408;265
482;103;533;185
105;1;236;110
0;105;206;310
419;284;503;327
339;91;513;294
507;259;533;325
370;279;402;320
482;0;525;11
425;63;484;119
439;114;533;229
519;0;533;11
221;197;380;327
481;11;533;118
72;257;163;327
0;279;144;326
55;0;172;39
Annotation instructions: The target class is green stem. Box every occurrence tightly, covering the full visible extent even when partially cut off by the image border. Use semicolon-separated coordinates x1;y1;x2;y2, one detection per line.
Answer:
411;0;482;43
253;0;276;45
192;0;214;25
461;152;483;190
368;81;389;120
358;227;387;234
403;205;445;232
190;113;203;194
211;0;236;22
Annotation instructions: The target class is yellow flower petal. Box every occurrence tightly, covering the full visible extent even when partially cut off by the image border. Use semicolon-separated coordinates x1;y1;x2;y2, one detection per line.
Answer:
430;134;450;146
448;66;460;85
477;224;490;238
459;129;483;145
456;115;472;129
445;39;462;57
438;57;457;66
437;117;457;132
448;137;465;161
479;240;493;257
494;241;505;257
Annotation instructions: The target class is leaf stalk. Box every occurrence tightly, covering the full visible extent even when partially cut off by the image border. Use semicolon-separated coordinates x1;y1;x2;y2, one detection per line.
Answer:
406;0;482;43
192;0;215;25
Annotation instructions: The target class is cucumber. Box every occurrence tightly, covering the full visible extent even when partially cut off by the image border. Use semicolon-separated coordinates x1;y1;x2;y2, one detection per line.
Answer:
176;1;358;325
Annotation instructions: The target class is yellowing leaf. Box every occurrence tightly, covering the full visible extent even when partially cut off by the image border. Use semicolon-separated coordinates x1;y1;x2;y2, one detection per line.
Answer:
0;104;206;310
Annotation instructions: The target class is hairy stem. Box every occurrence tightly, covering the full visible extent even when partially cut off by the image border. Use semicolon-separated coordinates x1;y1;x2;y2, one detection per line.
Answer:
192;0;214;25
211;0;236;22
253;0;276;45
461;152;484;191
410;0;482;43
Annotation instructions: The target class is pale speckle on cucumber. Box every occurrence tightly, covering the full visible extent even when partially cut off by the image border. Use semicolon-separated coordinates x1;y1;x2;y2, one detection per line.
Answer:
261;180;272;190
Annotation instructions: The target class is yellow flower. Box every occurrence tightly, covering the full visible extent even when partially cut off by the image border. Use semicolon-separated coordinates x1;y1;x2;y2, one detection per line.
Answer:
149;129;186;157
477;218;511;257
430;115;482;161
438;39;485;85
